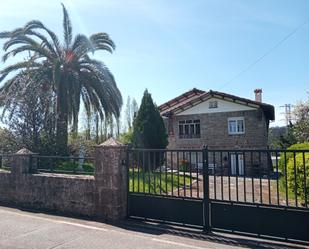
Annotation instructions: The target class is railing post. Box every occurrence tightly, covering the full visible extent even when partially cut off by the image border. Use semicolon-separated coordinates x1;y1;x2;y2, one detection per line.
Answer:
202;145;210;232
126;144;132;218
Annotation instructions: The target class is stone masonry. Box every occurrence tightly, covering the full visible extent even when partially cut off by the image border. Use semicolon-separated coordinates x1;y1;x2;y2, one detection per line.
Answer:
0;139;128;220
95;138;128;220
165;109;271;175
167;109;268;150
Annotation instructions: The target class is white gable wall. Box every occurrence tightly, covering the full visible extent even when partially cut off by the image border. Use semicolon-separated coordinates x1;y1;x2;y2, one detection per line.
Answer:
176;98;256;116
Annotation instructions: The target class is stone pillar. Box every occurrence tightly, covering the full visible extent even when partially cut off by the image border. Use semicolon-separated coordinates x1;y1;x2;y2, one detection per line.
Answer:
11;148;38;176
94;138;128;220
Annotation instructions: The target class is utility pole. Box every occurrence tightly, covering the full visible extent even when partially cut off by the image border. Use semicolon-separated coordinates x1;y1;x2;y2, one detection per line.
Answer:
280;104;294;126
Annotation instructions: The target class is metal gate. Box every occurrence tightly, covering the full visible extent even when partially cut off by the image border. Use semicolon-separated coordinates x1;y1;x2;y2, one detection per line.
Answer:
127;148;309;243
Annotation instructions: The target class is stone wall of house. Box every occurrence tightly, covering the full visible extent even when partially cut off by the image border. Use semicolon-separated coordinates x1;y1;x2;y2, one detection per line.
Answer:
167;109;268;150
165;109;271;175
0;171;96;217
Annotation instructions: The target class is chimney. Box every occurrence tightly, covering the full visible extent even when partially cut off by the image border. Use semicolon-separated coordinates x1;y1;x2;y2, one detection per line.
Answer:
254;88;262;102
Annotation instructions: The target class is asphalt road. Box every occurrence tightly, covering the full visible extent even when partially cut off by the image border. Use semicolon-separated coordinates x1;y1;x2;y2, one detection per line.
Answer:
0;206;306;249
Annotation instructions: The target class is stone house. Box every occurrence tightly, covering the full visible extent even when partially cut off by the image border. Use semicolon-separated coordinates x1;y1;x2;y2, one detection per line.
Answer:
158;88;275;176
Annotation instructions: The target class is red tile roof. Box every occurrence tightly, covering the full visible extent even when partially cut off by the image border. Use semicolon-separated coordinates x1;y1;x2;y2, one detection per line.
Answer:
159;89;275;120
158;88;205;114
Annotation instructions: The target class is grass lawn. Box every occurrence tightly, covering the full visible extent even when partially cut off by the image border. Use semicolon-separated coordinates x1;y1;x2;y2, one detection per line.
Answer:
129;168;193;194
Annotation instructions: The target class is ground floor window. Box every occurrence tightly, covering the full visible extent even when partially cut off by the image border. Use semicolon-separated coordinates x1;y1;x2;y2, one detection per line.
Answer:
230;153;244;175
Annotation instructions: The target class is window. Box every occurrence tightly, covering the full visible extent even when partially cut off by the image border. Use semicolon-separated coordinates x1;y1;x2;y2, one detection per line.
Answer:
228;117;245;134
179;120;200;138
209;100;218;109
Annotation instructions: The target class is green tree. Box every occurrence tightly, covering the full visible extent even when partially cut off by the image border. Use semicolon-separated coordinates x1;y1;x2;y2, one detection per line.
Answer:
293;99;309;143
0;72;57;154
0;128;19;154
0;4;122;155
278;123;297;149
132;90;168;150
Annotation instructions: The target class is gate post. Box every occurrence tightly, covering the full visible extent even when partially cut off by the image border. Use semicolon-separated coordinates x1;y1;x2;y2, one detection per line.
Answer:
202;145;210;232
94;138;128;221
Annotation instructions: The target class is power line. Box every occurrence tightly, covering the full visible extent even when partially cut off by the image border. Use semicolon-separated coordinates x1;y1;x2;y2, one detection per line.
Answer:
219;17;309;90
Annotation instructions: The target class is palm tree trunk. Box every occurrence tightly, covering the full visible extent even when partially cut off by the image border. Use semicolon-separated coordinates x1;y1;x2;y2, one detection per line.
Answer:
56;85;69;155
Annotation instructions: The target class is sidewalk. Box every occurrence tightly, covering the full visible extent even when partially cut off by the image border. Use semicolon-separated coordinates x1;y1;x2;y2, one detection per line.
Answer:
0;205;307;249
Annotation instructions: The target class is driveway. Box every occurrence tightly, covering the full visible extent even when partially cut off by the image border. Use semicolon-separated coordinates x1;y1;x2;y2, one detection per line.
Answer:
0;206;306;249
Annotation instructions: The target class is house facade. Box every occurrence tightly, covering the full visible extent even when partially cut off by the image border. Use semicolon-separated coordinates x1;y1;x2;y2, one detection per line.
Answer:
159;88;275;176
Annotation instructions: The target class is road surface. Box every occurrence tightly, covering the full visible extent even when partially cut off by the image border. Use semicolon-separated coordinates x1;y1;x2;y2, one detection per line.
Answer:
0;206;306;249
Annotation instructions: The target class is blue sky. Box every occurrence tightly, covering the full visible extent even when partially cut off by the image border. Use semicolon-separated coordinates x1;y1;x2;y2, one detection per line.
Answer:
0;0;308;126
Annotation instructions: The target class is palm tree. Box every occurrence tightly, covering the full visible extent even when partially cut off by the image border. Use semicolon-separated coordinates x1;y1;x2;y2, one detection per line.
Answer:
0;4;122;154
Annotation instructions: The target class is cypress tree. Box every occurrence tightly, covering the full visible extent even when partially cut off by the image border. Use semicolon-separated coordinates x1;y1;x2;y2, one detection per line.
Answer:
132;89;168;149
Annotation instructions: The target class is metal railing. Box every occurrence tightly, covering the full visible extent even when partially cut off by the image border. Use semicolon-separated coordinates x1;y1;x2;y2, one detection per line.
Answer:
0;154;15;172
207;149;309;209
128;148;309;208
33;155;95;175
128;148;205;199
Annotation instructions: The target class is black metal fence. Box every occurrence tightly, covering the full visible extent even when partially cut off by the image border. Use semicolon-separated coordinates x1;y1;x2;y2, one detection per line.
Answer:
128;148;309;208
127;148;309;242
33;155;95;175
128;148;205;199
207;149;308;208
0;154;15;171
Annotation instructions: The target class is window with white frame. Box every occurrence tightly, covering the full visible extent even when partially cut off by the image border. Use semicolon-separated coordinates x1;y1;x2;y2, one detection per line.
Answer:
179;119;200;139
228;117;245;134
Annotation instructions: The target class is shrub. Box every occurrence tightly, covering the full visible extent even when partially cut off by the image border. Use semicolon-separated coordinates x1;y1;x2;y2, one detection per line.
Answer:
278;142;309;171
57;161;94;173
180;159;189;172
286;152;309;206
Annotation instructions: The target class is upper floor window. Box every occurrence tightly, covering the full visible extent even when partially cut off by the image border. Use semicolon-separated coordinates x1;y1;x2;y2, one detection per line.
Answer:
179;120;200;139
209;100;218;109
228;117;245;134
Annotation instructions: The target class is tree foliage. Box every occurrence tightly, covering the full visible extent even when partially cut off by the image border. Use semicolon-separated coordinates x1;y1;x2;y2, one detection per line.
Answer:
124;95;138;132
0;72;57;154
286;152;309;206
0;4;122;155
268;123;297;149
0;128;19;154
132;90;167;149
293;99;309;143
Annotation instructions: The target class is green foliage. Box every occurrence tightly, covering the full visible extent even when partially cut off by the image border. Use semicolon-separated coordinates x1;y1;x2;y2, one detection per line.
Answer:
0;4;122;155
286;153;309;205
57;161;94;173
179;159;189;172
119;128;133;145
268;125;297;149
278;142;309;171
293;100;309;143
68;135;96;157
1;74;57;155
0;128;19;154
132;90;168;149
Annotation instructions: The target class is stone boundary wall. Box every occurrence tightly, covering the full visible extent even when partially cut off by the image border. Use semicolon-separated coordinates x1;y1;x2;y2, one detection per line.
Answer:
0;170;95;217
0;138;128;220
